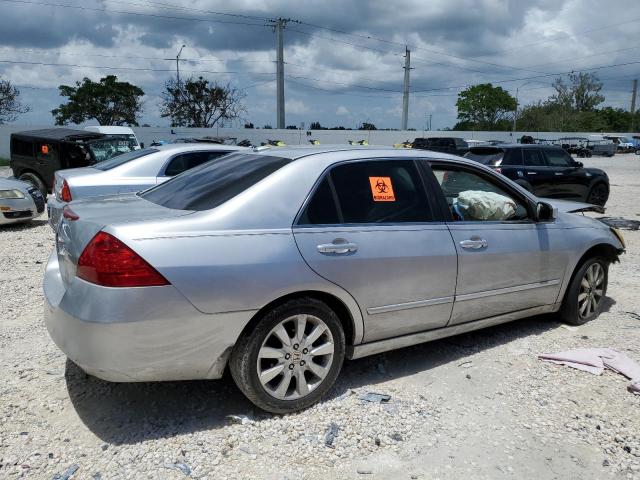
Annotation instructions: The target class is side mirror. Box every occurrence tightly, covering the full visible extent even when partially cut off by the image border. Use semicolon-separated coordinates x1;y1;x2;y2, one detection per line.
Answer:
536;201;555;222
573;161;583;168
140;142;145;149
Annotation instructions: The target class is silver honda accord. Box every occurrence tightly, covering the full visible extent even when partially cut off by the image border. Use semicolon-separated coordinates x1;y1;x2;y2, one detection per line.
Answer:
44;147;625;413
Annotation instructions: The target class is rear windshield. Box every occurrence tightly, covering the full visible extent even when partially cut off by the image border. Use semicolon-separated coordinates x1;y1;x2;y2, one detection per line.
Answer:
464;148;505;166
140;152;292;211
93;148;159;170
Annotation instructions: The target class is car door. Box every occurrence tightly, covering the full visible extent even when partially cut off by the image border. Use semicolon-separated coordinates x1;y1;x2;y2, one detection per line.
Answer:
543;148;589;200
428;162;567;325
157;150;231;183
521;148;555;197
293;159;458;343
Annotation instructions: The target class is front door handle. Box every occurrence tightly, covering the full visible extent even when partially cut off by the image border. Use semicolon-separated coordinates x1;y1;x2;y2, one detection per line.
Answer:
459;237;488;249
526;171;537;175
317;239;358;254
554;172;564;176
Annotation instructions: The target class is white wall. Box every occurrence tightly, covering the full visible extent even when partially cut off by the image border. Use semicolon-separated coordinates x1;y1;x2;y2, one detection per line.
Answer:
0;124;634;159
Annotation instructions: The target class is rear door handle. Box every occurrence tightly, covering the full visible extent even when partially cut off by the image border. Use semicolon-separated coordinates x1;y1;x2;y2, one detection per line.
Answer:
526;171;537;175
459;237;488;249
317;239;358;254
555;172;564;175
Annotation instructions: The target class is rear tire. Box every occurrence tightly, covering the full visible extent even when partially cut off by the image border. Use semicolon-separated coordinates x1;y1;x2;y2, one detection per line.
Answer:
18;172;46;196
560;257;608;326
229;297;345;414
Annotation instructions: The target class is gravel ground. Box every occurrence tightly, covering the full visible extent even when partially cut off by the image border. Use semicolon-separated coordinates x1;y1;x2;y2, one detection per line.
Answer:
1;154;639;480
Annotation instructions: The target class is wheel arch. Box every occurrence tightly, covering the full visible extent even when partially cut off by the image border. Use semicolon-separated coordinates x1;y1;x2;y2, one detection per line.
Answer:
238;290;362;347
558;242;621;305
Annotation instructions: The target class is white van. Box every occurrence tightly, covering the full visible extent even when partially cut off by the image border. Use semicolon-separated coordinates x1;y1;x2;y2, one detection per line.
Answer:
84;126;141;150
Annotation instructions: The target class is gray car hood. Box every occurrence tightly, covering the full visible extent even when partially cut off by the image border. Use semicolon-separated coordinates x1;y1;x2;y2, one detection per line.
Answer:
0;177;32;192
543;198;605;214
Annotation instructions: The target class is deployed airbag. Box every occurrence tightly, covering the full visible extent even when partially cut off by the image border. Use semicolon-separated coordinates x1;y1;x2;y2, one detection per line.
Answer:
455;190;516;221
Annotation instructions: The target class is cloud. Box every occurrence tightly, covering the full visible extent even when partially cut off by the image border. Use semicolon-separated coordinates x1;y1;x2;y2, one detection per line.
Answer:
0;0;637;128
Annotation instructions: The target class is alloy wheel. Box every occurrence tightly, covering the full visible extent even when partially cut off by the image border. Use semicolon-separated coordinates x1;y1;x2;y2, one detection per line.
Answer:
578;262;605;319
587;184;608;206
257;314;335;400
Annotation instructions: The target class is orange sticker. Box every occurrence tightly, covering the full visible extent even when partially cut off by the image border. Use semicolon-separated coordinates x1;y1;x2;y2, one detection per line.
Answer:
369;176;395;202
41;145;49;154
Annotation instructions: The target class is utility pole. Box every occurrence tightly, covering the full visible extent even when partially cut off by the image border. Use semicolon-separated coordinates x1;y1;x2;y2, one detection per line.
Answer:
275;18;286;129
401;47;411;130
176;44;186;85
631;79;637;132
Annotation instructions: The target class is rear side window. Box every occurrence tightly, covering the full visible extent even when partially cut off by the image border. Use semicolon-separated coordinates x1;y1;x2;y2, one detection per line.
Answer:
298;177;340;225
141;153;291;211
94;148;159;171
502;149;523;166
522;149;546;167
298;160;432;225
11;139;33;156
164;151;229;177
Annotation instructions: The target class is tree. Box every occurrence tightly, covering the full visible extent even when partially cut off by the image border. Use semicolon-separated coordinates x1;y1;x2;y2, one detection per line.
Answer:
161;77;245;128
358;122;377;130
310;121;323;129
455;83;516;130
551;73;604;112
244;122;254;128
52;75;144;126
286;125;297;129
0;79;29;124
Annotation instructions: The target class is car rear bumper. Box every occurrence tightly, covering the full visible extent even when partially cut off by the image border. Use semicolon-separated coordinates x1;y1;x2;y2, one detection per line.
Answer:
43;250;255;382
47;196;65;231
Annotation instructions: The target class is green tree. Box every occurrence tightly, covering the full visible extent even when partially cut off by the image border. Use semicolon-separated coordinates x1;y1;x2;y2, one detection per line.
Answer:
0;78;29;124
52;75;144;126
310;121;323;129
161;77;245;128
358;122;377;130
455;83;516;130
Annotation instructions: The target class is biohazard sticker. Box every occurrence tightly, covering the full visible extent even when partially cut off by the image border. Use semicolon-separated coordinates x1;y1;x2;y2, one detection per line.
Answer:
369;176;395;202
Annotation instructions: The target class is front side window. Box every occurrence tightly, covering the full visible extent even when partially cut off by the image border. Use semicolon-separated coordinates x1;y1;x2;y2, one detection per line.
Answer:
544;149;572;167
93;148;159;171
522;149;546;167
164;151;229;177
432;166;529;222
141;153;291;211
298;160;432;225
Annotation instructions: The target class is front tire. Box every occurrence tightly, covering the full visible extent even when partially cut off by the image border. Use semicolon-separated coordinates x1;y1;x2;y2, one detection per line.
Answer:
560;257;608;325
230;298;345;414
586;182;609;206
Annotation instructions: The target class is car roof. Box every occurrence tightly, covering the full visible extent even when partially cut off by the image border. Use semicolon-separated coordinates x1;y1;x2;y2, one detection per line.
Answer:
152;143;248;153
84;126;135;134
10;128;105;141
468;143;563;150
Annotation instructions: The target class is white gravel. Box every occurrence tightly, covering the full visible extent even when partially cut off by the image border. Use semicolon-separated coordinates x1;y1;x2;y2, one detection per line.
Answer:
1;155;639;479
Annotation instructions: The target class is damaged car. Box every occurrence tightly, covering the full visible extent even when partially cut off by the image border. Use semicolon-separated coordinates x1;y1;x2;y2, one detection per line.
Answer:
44;147;624;413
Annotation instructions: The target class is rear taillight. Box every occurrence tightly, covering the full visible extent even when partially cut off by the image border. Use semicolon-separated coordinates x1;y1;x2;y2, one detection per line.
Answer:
77;231;169;287
61;180;72;202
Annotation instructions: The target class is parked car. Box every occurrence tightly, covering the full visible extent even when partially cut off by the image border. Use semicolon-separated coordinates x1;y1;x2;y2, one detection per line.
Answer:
464;144;610;206
44;147;624;413
412;137;469;156
47;144;247;229
586;135;616;157
10;128;137;194
84;126;142;150
0;177;45;226
603;135;636;153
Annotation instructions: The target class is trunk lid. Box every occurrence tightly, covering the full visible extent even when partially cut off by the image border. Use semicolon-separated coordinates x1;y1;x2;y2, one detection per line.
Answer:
56;193;193;285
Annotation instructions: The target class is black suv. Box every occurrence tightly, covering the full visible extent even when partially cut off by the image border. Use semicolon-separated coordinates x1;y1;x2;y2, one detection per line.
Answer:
464;144;610;206
412;137;469;156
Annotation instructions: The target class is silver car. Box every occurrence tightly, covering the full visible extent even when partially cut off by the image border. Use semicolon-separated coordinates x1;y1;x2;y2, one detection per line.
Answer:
44;147;625;413
0;177;45;226
47;144;247;229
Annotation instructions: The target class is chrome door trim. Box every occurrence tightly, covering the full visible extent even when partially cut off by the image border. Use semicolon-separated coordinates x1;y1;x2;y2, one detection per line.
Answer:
348;304;559;359
367;296;454;315
455;279;560;302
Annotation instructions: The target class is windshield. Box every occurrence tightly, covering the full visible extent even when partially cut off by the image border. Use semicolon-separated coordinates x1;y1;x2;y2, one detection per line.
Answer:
93;148;158;170
87;137;138;162
140;152;292;211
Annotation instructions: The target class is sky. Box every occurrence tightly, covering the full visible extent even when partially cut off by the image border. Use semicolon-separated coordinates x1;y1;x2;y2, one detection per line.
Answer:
0;0;638;130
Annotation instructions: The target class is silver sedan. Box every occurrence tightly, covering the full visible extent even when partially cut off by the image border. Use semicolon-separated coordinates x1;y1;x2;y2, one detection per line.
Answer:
44;147;625;413
0;177;45;226
47;143;247;229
